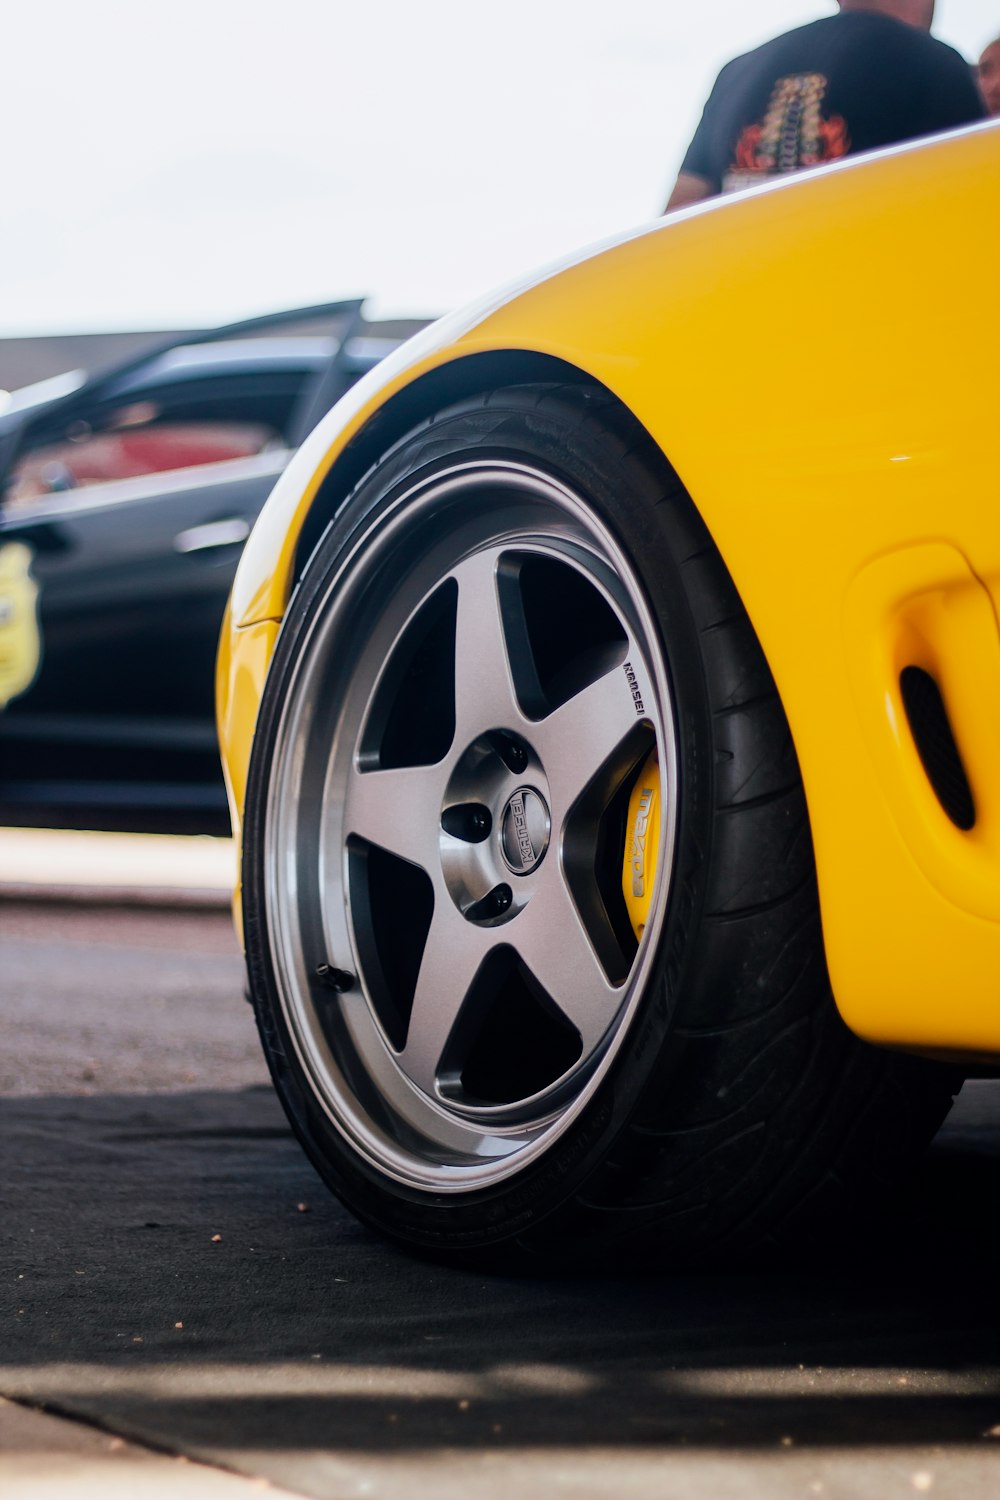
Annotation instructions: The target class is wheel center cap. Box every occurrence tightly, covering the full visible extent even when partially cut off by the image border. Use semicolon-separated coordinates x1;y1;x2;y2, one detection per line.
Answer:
499;787;550;876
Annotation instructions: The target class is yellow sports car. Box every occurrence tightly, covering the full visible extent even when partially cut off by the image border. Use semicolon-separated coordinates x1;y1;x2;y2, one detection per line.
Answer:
218;121;999;1260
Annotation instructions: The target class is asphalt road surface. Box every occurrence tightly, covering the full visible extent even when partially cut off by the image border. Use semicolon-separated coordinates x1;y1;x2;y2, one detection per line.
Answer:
3;896;1000;1500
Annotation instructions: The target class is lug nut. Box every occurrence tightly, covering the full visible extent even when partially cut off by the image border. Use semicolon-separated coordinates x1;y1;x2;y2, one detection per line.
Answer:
492;884;512;913
464;883;514;923
441;803;492;844
497;735;529;774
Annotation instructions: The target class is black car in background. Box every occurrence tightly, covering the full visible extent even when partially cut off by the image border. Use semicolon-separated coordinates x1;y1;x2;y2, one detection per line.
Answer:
0;301;412;834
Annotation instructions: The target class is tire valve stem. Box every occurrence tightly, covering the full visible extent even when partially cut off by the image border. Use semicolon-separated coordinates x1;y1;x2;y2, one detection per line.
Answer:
315;964;356;993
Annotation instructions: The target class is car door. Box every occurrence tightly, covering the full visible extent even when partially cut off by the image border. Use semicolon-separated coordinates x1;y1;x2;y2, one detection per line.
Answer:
0;375;291;830
0;300;411;831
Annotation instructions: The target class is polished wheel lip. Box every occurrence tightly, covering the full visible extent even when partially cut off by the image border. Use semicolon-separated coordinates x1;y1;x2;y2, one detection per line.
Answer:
263;458;679;1193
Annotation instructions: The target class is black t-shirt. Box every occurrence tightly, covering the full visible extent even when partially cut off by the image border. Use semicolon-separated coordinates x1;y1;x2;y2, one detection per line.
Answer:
681;13;985;195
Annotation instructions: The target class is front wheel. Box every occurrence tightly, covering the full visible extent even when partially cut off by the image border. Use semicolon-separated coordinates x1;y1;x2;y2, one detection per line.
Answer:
242;384;954;1262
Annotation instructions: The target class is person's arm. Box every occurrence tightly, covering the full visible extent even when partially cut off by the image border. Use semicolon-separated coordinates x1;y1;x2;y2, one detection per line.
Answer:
664;169;713;212
662;60;733;215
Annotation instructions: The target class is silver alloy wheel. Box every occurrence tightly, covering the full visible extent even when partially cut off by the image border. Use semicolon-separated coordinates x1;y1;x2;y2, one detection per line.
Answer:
264;460;679;1192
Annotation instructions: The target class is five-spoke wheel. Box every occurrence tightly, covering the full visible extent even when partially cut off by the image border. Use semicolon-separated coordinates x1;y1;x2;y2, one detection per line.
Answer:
262;459;677;1191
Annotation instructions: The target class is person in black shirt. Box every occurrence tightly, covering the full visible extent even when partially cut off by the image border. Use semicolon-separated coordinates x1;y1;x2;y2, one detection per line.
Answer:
665;0;986;211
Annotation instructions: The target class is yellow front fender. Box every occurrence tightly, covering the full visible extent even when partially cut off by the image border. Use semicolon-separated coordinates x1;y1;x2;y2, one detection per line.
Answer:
222;122;1000;1055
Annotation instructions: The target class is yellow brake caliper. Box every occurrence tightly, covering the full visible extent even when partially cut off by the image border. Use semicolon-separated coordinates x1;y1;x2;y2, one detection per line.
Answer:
622;749;660;942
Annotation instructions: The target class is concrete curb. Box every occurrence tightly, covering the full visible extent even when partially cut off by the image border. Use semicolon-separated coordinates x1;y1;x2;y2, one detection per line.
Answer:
0;828;235;913
0;882;231;912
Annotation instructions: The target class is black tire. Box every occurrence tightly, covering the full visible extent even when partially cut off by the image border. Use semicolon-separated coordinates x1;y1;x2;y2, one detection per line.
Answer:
242;383;956;1263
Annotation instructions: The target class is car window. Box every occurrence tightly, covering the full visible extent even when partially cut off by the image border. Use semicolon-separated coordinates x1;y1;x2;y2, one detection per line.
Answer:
5;398;281;511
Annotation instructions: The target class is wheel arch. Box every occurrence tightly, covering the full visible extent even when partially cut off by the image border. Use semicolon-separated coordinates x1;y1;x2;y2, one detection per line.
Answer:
291;349;658;584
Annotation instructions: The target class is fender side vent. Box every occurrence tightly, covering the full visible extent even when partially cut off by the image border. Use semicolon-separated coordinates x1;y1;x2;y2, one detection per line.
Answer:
900;667;975;831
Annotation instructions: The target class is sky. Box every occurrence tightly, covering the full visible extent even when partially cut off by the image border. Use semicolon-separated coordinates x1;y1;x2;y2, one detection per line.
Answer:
1;1;996;335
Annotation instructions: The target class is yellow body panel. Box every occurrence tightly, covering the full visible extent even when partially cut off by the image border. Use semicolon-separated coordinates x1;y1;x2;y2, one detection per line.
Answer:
215;600;280;943
220;122;1000;1055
